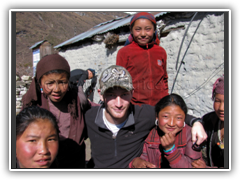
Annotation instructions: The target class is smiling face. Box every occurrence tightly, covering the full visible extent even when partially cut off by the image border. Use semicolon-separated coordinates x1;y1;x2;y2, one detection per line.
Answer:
214;93;224;121
131;18;155;46
16;118;59;168
99;87;133;125
157;104;185;135
40;72;69;102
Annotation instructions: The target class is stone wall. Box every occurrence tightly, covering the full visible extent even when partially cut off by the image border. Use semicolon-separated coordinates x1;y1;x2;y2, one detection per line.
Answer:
58;12;225;117
16;75;32;114
161;12;224;116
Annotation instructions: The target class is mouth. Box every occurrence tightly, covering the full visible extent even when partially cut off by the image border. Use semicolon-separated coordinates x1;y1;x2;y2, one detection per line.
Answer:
51;94;62;100
218;112;224;117
165;127;176;132
35;158;51;166
113;108;125;113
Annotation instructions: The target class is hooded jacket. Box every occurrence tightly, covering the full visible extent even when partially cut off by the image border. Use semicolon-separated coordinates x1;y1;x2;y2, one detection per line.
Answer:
116;41;168;106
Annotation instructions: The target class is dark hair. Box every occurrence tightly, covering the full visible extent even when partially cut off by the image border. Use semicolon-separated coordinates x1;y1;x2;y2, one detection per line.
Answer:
155;93;188;116
16;106;60;137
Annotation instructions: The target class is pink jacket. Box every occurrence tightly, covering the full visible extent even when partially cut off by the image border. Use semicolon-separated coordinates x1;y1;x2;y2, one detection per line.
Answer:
129;125;202;168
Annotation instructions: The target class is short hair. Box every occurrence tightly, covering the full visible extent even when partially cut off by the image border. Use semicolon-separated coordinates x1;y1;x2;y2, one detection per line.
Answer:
16;106;59;137
155;93;188;116
38;69;70;84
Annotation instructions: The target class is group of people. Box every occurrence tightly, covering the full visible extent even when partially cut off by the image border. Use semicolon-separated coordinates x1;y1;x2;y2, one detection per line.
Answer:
15;12;225;169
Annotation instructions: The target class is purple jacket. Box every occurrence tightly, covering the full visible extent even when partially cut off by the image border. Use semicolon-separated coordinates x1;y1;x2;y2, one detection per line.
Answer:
129;125;202;168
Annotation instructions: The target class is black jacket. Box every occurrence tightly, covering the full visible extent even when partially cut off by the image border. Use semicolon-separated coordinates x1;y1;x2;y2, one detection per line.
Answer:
69;69;88;87
85;104;155;168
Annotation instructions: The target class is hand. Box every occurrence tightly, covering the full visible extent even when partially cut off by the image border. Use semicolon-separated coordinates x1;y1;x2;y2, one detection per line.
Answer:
191;159;207;168
191;122;207;145
132;157;156;168
160;133;175;151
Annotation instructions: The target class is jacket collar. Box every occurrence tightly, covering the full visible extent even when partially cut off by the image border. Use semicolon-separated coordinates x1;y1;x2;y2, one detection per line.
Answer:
94;103;135;129
132;40;154;49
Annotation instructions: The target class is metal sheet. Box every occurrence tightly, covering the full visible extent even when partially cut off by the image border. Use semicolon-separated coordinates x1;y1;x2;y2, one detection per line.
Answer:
54;12;168;49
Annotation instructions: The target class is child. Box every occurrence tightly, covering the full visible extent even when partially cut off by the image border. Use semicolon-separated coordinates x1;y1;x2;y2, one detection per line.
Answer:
116;12;168;106
16;106;59;168
192;76;224;168
21;54;89;168
129;94;202;168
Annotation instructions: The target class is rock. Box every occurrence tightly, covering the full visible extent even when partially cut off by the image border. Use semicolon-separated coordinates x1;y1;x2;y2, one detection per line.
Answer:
20;91;27;96
16;75;21;81
21;75;32;81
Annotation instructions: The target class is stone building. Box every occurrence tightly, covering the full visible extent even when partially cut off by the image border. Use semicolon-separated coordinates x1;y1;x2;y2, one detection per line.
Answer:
54;11;226;117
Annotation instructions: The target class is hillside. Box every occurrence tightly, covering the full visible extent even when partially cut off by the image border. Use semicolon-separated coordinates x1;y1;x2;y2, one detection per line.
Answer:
15;11;127;76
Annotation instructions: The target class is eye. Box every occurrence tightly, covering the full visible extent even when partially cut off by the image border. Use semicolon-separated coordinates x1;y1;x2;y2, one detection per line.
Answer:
48;138;57;142
28;139;36;143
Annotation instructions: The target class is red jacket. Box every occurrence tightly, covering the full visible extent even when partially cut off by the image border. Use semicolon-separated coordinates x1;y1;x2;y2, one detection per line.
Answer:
116;41;168;106
129;125;202;168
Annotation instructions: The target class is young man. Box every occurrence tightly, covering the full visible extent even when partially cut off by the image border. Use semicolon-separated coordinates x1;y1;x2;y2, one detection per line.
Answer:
85;65;206;168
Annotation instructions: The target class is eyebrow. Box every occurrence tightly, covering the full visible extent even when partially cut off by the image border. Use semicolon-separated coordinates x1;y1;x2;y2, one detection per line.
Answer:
25;134;58;138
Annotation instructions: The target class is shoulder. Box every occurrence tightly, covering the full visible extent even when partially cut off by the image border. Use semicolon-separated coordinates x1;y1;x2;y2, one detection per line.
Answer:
202;111;218;131
132;104;155;126
134;104;155;117
118;42;139;51
145;128;160;143
202;111;218;127
85;106;99;124
152;44;167;54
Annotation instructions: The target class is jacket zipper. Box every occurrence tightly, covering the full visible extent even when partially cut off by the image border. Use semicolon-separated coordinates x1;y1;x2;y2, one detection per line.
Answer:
112;134;117;157
146;43;153;104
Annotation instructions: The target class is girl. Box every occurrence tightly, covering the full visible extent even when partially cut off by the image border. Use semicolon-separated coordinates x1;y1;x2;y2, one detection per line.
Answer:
192;76;224;168
116;12;168;106
129;94;202;168
22;54;89;168
16;106;59;168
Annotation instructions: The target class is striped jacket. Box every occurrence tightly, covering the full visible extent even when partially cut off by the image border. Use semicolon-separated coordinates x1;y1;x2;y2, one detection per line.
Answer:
129;125;202;168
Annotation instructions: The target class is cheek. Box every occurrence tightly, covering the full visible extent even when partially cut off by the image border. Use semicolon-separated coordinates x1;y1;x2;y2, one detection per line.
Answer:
176;120;184;128
16;141;37;164
158;118;167;128
213;102;219;112
49;142;59;157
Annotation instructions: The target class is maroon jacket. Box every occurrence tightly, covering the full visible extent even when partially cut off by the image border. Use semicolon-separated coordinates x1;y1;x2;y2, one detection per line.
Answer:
129;125;202;168
116;41;168;106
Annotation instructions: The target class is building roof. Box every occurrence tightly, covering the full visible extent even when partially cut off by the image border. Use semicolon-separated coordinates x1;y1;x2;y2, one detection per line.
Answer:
29;40;46;49
54;12;168;49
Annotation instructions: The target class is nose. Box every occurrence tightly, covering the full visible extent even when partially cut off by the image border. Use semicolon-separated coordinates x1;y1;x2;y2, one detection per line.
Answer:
115;96;122;107
140;30;146;36
219;101;224;111
168;117;174;126
53;82;60;92
38;141;49;155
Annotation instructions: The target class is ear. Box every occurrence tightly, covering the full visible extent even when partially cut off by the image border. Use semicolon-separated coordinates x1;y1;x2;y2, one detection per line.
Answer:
98;89;104;101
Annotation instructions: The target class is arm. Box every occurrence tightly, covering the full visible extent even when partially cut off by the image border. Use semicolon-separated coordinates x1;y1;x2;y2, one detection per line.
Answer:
162;48;169;94
116;48;128;68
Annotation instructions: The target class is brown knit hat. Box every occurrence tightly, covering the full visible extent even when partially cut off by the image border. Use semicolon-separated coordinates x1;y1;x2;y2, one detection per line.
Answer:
36;54;70;81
